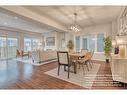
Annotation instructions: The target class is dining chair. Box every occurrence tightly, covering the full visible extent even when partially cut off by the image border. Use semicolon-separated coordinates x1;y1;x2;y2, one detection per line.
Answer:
86;52;93;69
88;50;94;67
80;49;88;57
77;53;90;74
21;50;29;59
57;51;75;78
16;49;20;58
81;49;88;54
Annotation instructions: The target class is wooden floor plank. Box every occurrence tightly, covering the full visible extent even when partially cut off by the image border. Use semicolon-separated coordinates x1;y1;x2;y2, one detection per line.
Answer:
0;60;126;89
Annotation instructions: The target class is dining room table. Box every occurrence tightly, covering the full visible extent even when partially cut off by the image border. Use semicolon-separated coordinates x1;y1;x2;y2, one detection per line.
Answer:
69;52;85;74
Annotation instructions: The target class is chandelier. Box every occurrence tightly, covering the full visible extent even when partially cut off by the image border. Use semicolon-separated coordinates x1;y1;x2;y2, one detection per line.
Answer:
69;12;81;32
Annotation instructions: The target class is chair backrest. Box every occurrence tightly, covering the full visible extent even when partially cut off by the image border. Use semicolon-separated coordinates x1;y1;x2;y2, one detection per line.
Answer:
57;51;69;65
84;52;91;60
16;49;20;56
81;49;88;55
86;51;94;60
21;50;24;56
91;50;94;58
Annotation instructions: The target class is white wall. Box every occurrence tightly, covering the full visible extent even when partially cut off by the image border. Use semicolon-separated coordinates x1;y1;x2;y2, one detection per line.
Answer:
43;31;66;50
111;20;118;40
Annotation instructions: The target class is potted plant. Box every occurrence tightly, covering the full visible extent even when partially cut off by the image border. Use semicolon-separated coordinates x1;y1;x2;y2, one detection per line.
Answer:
103;36;112;63
67;40;74;52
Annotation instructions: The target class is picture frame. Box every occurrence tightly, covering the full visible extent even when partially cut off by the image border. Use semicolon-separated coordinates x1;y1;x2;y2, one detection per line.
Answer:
46;37;55;46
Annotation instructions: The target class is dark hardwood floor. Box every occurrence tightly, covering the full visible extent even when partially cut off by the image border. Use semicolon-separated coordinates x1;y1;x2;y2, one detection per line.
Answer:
0;59;126;89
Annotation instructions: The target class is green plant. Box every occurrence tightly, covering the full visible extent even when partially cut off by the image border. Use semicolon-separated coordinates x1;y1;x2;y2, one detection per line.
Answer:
67;40;74;50
103;36;112;57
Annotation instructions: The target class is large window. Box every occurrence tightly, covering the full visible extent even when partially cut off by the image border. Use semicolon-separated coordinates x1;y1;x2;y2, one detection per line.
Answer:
24;38;40;51
0;37;18;60
24;38;32;51
97;33;104;52
75;36;80;52
33;39;40;50
75;33;104;52
89;34;95;51
82;36;87;49
7;38;18;58
0;37;7;60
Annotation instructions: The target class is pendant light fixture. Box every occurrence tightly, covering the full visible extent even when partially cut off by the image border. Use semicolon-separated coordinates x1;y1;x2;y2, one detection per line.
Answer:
69;11;81;32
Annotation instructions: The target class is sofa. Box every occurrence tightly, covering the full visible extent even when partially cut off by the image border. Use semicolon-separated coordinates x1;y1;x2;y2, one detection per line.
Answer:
31;49;57;63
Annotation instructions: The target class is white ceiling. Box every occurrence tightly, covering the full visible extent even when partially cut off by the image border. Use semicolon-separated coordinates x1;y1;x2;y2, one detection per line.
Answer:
0;7;61;33
25;6;123;28
0;6;124;33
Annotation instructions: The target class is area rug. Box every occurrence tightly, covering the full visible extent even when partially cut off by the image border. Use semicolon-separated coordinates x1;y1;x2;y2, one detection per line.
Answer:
13;57;57;66
45;63;100;88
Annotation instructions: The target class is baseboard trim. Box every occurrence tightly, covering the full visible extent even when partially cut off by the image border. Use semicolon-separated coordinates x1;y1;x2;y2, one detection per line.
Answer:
92;59;105;62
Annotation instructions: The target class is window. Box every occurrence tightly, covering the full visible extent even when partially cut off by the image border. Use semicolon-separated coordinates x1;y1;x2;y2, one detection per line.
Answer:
0;37;6;47
0;37;7;59
32;39;40;50
97;33;104;52
82;36;87;49
7;38;18;58
89;34;95;51
75;36;80;52
24;38;40;51
24;38;32;51
7;38;17;47
0;37;18;60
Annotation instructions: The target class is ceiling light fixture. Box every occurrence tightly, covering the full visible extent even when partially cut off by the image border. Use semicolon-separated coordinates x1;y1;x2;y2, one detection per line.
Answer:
69;12;81;32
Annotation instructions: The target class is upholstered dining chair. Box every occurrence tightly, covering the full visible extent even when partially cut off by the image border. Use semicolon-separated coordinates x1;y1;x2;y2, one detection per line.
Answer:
21;50;29;58
87;50;94;67
16;49;21;58
77;53;90;74
80;49;88;58
57;51;75;78
81;49;88;54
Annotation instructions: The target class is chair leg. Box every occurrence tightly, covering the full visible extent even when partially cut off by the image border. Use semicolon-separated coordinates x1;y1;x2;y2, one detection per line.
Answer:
64;65;66;71
78;63;81;69
58;65;60;76
68;66;70;78
74;62;76;74
91;60;94;66
89;60;92;69
85;62;89;71
81;64;85;74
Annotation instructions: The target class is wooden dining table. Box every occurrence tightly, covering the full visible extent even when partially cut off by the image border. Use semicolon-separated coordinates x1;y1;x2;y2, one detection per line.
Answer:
69;52;85;74
69;52;85;58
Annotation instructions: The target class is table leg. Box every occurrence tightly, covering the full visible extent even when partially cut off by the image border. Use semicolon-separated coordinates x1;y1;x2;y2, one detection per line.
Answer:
74;62;77;74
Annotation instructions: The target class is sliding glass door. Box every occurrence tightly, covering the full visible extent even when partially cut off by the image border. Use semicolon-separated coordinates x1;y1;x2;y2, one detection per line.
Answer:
0;37;7;60
7;38;18;58
24;38;40;52
24;38;32;51
0;36;18;60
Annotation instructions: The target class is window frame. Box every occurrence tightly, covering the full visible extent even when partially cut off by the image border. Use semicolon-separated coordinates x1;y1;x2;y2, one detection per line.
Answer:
74;33;105;53
97;33;104;52
24;37;41;51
